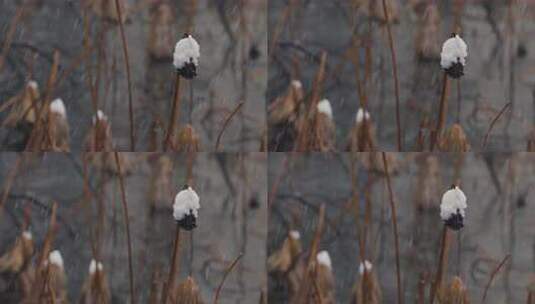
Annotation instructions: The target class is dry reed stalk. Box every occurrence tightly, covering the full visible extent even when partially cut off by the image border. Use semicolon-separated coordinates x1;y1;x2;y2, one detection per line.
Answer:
430;73;450;151
114;0;136;150
430;226;450;304
0;155;23;216
213;252;244;304
0;3;28;72
268;0;296;62
25;51;60;151
164;74;182;151
163;225;181;304
114;151;136;303
382;0;402;151
481;254;511;304
481;102;512;148
294;52;327;151
294;204;326;304
382;152;403;304
29;202;57;302
216;102;245;151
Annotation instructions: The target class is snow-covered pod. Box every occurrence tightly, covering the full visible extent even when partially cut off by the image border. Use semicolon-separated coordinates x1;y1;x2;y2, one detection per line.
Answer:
173;34;200;79
440;185;467;230
440;34;468;78
173;185;200;230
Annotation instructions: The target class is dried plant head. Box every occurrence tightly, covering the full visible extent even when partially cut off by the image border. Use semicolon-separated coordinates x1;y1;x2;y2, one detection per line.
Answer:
0;230;34;274
86;0;129;23
149;155;174;211
267;230;303;274
174;124;200;152
3;81;39;128
309;102;336;152
347;109;376;152
172;276;204;304
439;123;470;152
79;260;111;304
350;263;382;304
439;276;470;304
315;253;336;304
415;4;441;60
414;154;442;211
40;260;68;303
43;99;70;152
268;80;304;126
148;2;175;60
288;256;307;303
84;111;114;152
358;0;400;24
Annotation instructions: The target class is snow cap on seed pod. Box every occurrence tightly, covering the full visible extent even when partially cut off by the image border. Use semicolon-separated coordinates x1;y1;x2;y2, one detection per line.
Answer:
355;108;371;124
316;250;332;269
173;184;200;230
89;259;103;274
317;99;333;119
92;110;108;125
50;98;67;117
359;260;373;275
22;230;32;240
173;34;200;79
440;33;468;78
440;185;467;230
48;250;64;268
289;230;300;240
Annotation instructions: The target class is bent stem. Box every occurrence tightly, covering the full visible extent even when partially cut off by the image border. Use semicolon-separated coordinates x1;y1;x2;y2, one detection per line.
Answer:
430;73;450;151
114;0;136;151
430;226;450;304
114;152;136;303
382;152;403;304
382;0;403;151
215;101;244;151
164;73;182;151
213;252;244;304
163;225;181;303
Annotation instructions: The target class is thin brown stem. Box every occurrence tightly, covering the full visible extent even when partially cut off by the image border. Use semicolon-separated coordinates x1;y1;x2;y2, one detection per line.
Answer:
430;226;450;304
163;225;181;303
295;204;326;304
382;152;403;304
164;74;181;151
430;73;450;151
114;0;136;150
114;152;136;303
481;254;511;304
215;102;244;151
0;4;26;72
382;0;403;151
213;252;244;304
481;102;512;148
